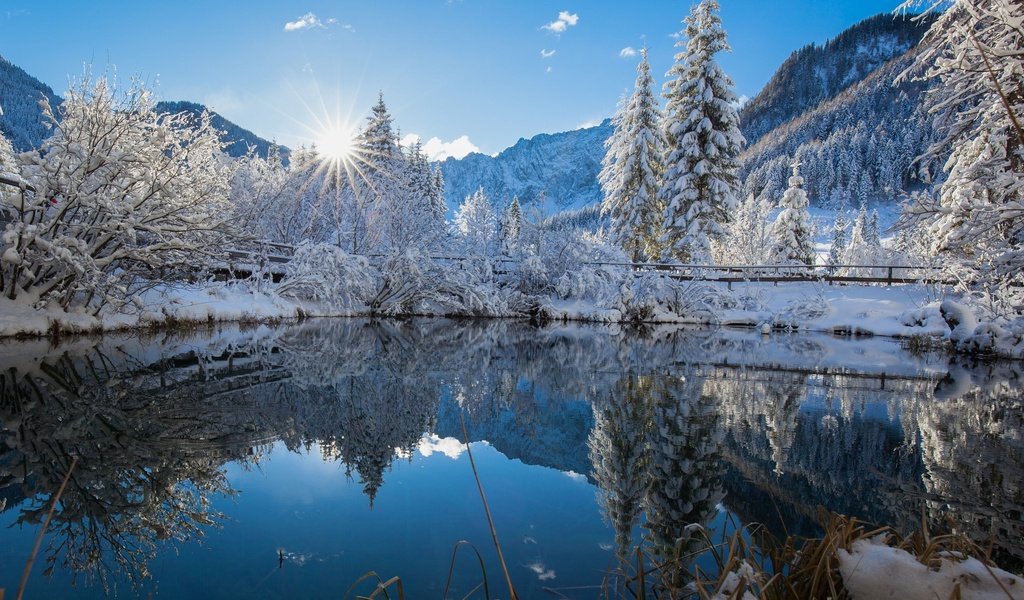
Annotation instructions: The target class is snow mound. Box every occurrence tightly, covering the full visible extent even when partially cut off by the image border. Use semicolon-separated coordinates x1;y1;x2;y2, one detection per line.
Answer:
839;537;1024;600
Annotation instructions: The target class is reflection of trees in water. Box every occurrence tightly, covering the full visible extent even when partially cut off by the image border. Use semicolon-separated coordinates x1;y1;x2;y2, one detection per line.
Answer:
901;363;1024;567
0;351;247;589
643;370;725;593
2;319;1023;589
588;374;652;561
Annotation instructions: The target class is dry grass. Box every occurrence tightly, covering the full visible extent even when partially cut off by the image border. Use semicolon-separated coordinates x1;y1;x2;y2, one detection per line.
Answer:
600;511;1016;600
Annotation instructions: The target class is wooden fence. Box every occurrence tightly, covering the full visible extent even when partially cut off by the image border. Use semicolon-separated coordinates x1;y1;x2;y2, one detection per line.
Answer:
219;243;947;287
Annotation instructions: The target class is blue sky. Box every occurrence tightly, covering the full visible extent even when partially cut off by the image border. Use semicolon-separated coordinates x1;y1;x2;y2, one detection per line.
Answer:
2;0;904;158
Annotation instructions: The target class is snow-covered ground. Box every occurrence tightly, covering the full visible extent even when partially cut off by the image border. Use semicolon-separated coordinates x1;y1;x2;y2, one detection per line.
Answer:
546;280;949;338
839;537;1024;600
0;277;954;346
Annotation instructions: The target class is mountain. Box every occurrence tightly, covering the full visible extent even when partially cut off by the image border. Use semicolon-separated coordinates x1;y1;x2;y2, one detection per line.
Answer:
737;13;943;206
0;55;284;160
739;13;934;147
154;101;286;162
439;13;939;216
439;120;612;215
0;56;62;152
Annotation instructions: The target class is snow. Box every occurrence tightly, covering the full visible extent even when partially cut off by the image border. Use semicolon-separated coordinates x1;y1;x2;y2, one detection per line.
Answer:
839;537;1024;600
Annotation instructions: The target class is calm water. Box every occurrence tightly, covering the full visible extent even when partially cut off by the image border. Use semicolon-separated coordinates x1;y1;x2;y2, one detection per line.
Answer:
0;319;1020;598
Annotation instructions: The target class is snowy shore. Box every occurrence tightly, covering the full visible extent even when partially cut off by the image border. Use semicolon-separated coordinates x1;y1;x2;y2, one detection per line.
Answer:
0;278;953;344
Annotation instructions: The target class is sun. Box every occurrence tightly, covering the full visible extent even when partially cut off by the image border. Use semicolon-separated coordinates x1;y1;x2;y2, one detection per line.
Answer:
315;125;355;162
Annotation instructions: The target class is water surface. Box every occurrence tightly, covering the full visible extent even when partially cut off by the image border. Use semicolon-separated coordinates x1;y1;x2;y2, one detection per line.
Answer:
0;319;1020;598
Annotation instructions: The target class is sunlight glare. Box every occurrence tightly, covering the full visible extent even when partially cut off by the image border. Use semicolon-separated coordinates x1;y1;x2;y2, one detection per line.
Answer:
316;125;355;162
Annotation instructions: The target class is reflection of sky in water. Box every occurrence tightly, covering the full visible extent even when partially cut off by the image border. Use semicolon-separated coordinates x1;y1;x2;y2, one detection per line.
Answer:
1;437;629;599
0;320;1020;597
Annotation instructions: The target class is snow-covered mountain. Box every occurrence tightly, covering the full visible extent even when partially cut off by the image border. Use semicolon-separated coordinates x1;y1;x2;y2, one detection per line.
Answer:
0;56;283;159
0;56;61;152
439;119;612;215
439;13;938;217
739;13;934;147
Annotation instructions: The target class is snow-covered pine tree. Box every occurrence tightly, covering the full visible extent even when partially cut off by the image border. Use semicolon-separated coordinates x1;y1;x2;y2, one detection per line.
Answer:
844;201;880;274
867;209;881;248
599;47;664;263
827;208;849;270
659;0;745;264
899;0;1024;280
357;92;399;171
770;161;815;266
501;196;523;254
455;187;497;257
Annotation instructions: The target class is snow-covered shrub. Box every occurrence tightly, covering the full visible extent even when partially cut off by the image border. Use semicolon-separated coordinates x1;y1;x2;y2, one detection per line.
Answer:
1;78;233;314
714;193;773;266
509;254;550;296
541;228;627;302
366;248;440;315
617;271;728;322
277;243;374;311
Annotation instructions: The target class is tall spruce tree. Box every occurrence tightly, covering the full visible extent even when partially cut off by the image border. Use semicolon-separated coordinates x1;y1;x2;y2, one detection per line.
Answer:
501;196;523;253
599;47;664;262
828;208;849;270
659;0;744;263
770;161;815;266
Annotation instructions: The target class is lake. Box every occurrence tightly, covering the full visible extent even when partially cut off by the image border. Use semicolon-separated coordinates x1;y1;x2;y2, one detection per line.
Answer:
0;319;1020;598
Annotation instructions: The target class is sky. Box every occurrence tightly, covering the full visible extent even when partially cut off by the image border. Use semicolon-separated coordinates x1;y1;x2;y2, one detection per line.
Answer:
1;0;906;159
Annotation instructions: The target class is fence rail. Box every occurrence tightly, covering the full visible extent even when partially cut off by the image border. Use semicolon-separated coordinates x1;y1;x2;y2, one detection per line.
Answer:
218;244;947;286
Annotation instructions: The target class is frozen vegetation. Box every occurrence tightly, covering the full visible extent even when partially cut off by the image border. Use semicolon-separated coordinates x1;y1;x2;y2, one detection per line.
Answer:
0;0;1020;364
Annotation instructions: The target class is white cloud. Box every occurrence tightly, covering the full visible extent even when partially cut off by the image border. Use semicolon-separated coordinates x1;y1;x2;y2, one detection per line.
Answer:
542;10;579;33
619;46;637;58
546;66;553;74
401;133;481;161
540;49;556;58
284;12;350;32
731;94;750;110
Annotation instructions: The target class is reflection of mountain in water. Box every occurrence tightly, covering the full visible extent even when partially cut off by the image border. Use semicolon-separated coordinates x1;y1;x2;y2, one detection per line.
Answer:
0;319;1021;585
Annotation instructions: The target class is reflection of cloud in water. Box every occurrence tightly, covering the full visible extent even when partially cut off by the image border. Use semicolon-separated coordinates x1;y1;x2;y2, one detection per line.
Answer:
526;561;556;581
278;549;317;566
599;543;614;551
417;434;465;459
564;470;587;482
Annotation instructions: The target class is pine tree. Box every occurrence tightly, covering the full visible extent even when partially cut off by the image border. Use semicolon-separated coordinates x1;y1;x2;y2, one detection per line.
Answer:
716;193;772;264
659;0;745;264
599;47;664;262
0;129;17;209
357;92;398;170
501;196;523;254
827;208;849;270
867;209;881;248
770;161;815;266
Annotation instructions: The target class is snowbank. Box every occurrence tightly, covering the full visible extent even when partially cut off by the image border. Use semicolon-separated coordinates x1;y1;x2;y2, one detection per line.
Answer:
0;277;958;346
839;537;1024;600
